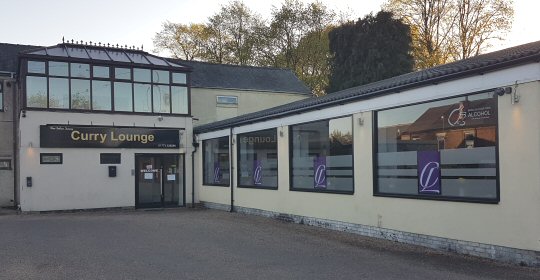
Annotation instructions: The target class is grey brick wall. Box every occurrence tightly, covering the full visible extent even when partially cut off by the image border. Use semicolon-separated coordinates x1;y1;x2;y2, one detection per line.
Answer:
202;201;540;267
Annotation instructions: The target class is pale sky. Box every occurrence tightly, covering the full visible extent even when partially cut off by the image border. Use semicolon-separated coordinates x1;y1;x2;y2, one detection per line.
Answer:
1;0;538;56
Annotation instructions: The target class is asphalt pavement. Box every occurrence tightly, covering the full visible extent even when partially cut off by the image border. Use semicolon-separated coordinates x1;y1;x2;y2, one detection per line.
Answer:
0;208;538;280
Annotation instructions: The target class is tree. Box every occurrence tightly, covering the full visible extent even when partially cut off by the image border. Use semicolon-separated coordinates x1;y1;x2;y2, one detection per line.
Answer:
454;0;513;60
153;22;210;60
327;11;414;93
384;0;513;69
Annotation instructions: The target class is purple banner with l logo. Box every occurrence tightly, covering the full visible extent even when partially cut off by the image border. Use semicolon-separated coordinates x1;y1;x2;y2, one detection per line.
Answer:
417;151;441;194
213;161;222;184
253;160;263;185
314;156;327;189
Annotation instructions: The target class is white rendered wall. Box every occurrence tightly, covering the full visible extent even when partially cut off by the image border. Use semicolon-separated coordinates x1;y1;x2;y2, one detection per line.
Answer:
195;64;540;252
19;111;193;212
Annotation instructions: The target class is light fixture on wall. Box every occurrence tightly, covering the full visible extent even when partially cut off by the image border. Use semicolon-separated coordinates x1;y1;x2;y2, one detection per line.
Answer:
358;117;364;126
28;142;33;148
279;127;284;137
495;86;519;104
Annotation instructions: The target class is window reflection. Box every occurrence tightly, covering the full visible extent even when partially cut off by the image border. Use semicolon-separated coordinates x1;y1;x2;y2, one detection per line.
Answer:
172;72;186;84
93;66;110;78
203;137;230;185
134;68;151;83
28;61;46;74
153;85;170;113
49;78;69;109
92;80;111;111
71;79;90;110
71;63;90;78
114;82;133;112
134;83;152;112
115;68;131;80
26;76;47;108
153;70;169;84
238;129;278;188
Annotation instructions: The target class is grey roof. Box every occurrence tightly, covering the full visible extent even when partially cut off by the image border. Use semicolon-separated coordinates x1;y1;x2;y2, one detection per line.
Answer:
194;40;540;134
168;59;312;95
0;43;41;72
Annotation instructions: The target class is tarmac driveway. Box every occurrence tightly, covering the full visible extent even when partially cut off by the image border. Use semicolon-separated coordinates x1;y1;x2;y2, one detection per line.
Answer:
0;208;538;280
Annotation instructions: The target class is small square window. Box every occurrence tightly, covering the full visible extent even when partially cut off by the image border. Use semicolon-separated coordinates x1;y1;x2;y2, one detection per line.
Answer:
93;66;110;78
100;153;121;164
28;61;46;74
115;68;131;80
0;159;11;170
40;153;63;164
216;95;238;105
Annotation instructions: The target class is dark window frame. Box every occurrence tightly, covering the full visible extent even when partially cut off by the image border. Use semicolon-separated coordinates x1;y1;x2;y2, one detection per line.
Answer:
0;82;3;112
236;128;279;190
372;89;500;204
288;116;355;195
22;58;191;117
100;153;121;164
202;136;230;187
40;153;63;164
0;159;11;170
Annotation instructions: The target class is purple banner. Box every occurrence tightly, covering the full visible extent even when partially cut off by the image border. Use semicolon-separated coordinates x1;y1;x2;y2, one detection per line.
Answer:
313;156;327;189
417;151;441;194
213;161;222;184
253;160;263;185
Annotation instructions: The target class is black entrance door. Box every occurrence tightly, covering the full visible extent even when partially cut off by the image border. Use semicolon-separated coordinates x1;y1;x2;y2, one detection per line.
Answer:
135;154;184;208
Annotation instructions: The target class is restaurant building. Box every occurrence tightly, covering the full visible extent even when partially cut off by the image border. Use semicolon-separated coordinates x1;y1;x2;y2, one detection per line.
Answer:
193;40;540;266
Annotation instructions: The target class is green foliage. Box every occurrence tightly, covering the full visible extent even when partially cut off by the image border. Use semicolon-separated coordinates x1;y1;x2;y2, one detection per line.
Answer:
327;11;414;93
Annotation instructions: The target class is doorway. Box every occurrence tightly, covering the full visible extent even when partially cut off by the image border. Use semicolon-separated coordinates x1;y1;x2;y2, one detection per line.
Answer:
135;154;184;208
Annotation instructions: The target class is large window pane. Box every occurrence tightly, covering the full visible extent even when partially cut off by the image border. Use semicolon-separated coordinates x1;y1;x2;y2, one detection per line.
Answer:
0;83;3;110
26;76;47;108
92;80;111;111
238;129;278;188
93;66;110;78
49;61;68;76
153;85;170;113
71;63;90;78
114;82;133;112
171;86;188;114
49;78;69;109
153;70;169;84
71;79;90;110
134;68;151;83
375;92;498;201
134;83;152;112
290;117;353;193
28;61;45;74
203;137;230;185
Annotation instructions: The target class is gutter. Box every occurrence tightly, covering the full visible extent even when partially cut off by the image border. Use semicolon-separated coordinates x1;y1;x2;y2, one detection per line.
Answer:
191;135;199;208
229;127;234;212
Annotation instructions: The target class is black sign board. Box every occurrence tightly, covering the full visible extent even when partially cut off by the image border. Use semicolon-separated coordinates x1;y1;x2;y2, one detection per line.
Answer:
40;125;180;149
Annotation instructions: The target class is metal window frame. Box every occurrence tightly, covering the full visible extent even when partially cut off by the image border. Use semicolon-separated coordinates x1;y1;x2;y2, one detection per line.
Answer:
202;136;231;187
288;116;355;195
372;88;500;204
216;95;238;105
40;153;63;164
236;128;279;190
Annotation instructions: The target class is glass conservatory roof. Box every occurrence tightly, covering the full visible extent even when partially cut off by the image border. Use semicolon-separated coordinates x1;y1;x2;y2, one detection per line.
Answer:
21;43;188;69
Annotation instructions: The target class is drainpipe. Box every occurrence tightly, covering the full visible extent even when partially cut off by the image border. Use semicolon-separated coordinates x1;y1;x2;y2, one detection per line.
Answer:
229;127;234;212
191;137;199;208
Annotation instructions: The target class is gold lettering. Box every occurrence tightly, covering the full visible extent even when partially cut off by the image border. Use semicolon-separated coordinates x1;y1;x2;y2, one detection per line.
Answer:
99;134;107;143
71;130;80;141
148;135;154;142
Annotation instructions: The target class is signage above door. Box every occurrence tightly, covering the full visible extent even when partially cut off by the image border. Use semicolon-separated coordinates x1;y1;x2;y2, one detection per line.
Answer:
40;125;181;149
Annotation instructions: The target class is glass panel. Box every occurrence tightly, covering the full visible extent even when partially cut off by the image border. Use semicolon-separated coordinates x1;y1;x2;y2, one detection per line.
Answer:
146;55;168;66
163;154;182;206
71;79;90;110
43;47;68;57
115;68;131;80
28;61;45;74
133;68;151;83
238;129;278;188
114;82;133;112
376;92;498;200
153;85;170;113
217;95;238;105
26;76;47;108
134;83;152;112
171;86;188;114
70;63;90;78
0;84;3;110
172;72;187;84
87;48;111;61
93;66;110;79
107;50;131;62
48;78;69;109
153;70;170;84
66;47;89;59
203;137;230;185
126;53;150;64
290;117;353;192
48;61;68;76
92;80;111;111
